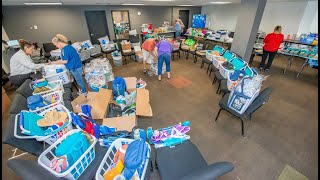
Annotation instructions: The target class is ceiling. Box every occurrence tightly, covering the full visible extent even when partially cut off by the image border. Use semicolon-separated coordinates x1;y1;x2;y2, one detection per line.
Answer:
2;0;315;6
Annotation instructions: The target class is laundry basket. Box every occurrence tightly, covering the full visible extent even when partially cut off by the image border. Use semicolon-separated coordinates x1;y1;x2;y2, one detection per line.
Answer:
112;53;123;67
30;91;64;114
79;50;91;61
90;45;102;56
45;70;72;85
32;80;64;95
95;138;151;180
14;104;73;145
212;55;224;68
206;50;214;60
38;129;97;180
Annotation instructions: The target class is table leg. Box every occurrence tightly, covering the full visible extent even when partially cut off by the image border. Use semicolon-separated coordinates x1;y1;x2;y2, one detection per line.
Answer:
283;56;294;74
296;58;308;78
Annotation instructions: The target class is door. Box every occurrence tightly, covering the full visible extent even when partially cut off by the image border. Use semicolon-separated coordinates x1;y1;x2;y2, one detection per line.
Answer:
179;10;190;34
85;11;109;44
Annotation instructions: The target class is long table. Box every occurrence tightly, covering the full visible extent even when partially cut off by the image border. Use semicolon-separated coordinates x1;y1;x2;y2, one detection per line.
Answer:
141;31;176;43
257;36;317;47
184;34;232;50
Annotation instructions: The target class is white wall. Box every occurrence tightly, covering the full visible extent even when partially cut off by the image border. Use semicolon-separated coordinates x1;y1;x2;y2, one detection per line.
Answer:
298;1;318;34
202;4;240;32
2;26;10;73
202;1;318;36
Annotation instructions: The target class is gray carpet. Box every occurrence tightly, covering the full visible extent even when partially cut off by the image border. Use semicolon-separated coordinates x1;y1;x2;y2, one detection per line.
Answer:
2;52;318;180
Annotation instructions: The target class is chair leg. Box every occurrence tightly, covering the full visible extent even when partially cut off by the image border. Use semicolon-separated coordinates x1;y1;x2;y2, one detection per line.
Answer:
222;92;226;97
194;56;197;63
240;118;245;137
219;90;222;94
215;108;222;121
207;64;211;74
212;76;217;85
201;61;204;69
216;81;221;94
209;67;212;77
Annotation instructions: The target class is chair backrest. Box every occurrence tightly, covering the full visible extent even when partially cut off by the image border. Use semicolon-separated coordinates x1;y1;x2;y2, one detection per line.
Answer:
206;42;215;50
222;50;235;61
198;40;208;50
42;43;57;53
213;45;225;55
230;57;246;70
244;66;254;77
245;87;272;115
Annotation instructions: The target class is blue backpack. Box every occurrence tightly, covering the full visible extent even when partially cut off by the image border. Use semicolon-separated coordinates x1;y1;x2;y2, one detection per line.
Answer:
123;139;150;179
27;95;49;110
112;76;126;98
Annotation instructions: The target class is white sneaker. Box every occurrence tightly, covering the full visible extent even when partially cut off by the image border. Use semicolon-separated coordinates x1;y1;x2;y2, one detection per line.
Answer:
77;90;88;97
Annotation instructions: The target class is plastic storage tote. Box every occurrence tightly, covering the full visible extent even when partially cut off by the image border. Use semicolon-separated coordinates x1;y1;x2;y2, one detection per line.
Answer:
45;70;72;85
90;45;102;56
95;138;151;180
79;50;91;61
14;104;73;145
30;90;64;114
38;129;97;180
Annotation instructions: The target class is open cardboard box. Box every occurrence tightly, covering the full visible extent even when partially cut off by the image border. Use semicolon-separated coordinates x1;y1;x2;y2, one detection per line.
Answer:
71;77;152;131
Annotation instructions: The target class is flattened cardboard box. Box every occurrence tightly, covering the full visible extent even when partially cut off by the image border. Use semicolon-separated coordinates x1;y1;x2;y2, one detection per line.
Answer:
71;88;113;120
124;77;137;93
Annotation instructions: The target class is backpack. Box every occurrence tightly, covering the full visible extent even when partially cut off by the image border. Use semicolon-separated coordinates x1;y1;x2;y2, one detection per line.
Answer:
112;76;126;98
27;95;49;110
123;139;150;179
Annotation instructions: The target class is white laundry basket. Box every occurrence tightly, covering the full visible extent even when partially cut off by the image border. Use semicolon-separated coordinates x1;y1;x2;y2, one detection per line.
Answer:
30;90;64;114
14;104;73;145
32;80;64;95
38;129;97;180
45;70;72;85
95;138;151;180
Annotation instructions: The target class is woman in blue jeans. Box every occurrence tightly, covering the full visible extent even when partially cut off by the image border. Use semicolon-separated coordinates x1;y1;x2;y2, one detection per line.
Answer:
50;34;87;95
156;39;173;81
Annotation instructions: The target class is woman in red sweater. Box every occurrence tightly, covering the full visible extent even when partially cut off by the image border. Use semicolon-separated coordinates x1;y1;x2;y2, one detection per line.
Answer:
259;26;284;72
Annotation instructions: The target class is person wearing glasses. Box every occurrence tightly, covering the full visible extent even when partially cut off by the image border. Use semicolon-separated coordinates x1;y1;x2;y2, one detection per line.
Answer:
50;34;87;96
9;39;45;87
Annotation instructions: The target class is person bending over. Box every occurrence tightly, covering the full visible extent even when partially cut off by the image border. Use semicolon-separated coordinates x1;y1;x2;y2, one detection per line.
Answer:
141;38;157;73
9;39;45;87
156;39;173;81
50;34;87;95
259;25;284;72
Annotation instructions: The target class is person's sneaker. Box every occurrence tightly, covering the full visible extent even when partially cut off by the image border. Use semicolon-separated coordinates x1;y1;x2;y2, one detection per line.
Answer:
264;69;271;75
143;68;147;74
77;90;88;97
259;67;263;71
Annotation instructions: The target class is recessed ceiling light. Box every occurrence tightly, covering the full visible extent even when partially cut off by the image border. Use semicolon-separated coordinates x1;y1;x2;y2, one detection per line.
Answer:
122;3;145;5
210;2;231;4
24;2;63;5
178;5;195;6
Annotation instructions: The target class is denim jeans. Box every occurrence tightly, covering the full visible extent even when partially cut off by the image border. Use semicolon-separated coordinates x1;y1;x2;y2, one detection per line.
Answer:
70;67;87;93
175;30;181;38
158;53;171;75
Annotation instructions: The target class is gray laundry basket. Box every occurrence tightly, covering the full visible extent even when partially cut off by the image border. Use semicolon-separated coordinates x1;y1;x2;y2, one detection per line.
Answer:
79;50;91;61
90;45;102;56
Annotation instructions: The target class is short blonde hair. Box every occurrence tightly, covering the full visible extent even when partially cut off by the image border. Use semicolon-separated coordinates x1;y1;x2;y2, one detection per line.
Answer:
52;34;68;44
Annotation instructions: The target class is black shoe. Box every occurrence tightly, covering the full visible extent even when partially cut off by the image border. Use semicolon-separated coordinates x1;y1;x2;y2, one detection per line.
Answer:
265;69;269;72
259;67;263;71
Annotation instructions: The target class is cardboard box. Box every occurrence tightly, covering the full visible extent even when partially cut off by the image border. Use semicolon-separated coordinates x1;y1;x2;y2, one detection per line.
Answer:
102;77;153;131
121;43;131;51
71;88;113;120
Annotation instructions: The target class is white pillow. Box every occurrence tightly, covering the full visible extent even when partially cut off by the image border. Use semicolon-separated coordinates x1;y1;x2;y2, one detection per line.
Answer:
81;40;93;49
98;36;110;46
72;42;82;51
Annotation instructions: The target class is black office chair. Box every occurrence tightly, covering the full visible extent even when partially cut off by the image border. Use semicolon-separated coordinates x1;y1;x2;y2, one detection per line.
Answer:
2;114;44;158
42;43;58;59
193;40;209;63
218;79;231;96
201;42;217;74
215;87;272;136
172;42;181;61
6;144;108;180
114;41;135;65
155;140;234;180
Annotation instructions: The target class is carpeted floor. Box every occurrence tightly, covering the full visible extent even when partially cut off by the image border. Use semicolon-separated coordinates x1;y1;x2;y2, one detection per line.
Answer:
2;52;318;180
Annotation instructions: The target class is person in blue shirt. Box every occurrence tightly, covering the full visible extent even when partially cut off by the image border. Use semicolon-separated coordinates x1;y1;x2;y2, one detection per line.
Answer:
50;34;87;95
175;19;181;38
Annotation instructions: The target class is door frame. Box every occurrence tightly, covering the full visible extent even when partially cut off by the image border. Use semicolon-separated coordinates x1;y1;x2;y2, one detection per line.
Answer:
111;10;131;39
84;10;109;44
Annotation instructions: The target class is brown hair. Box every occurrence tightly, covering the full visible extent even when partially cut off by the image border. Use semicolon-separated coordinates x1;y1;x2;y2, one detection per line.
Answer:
19;39;37;50
274;26;282;32
52;34;68;44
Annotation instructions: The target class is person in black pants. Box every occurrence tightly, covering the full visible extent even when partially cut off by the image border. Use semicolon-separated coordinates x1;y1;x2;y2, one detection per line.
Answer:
259;26;284;72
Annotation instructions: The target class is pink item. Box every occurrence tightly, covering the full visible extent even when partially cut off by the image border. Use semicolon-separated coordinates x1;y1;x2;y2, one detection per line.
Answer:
50;156;69;173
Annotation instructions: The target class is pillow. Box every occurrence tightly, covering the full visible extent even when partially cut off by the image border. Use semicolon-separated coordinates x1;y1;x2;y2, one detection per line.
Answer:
98;36;110;46
81;40;93;50
72;42;82;52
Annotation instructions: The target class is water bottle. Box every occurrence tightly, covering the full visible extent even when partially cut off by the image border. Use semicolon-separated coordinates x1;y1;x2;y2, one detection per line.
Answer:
134;129;140;140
